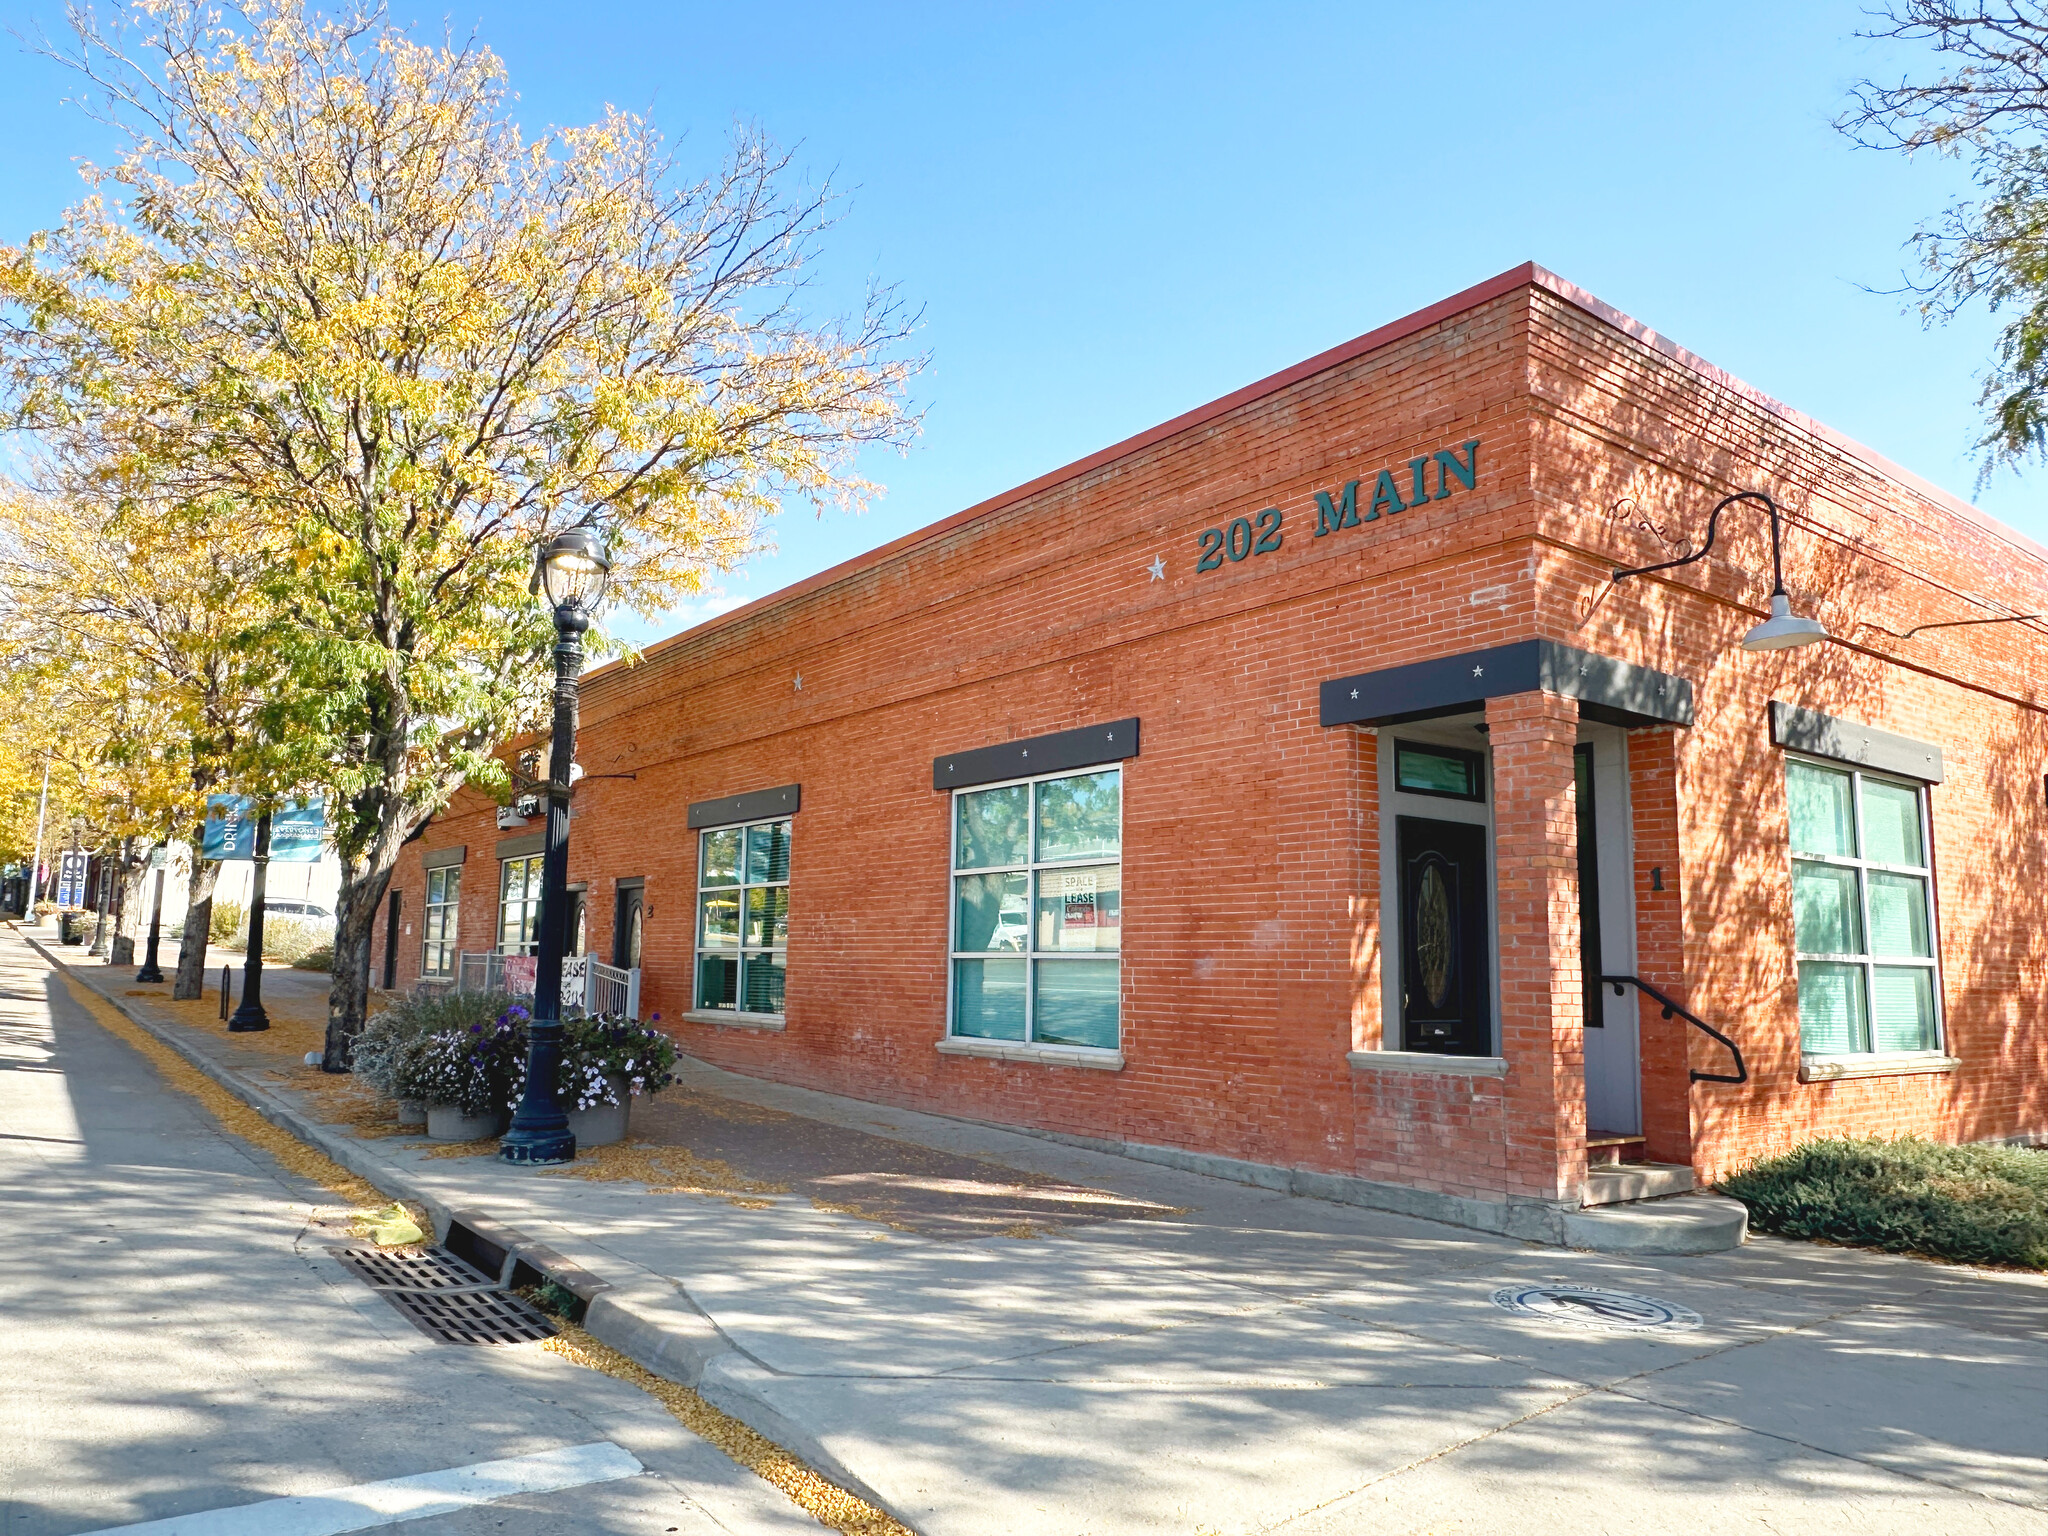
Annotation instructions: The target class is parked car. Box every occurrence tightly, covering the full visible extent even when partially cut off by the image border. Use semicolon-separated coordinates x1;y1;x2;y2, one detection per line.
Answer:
263;898;335;929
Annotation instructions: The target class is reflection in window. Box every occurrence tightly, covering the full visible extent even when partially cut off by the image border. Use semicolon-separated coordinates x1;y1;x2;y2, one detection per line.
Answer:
422;866;461;978
1786;758;1940;1056
695;818;791;1015
952;767;1122;1050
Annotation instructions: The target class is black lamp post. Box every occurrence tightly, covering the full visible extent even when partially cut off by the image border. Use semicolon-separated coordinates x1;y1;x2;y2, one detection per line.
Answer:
135;848;167;983
501;524;611;1166
227;813;273;1032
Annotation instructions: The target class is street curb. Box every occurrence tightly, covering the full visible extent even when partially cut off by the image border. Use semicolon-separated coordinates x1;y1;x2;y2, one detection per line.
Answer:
19;931;905;1521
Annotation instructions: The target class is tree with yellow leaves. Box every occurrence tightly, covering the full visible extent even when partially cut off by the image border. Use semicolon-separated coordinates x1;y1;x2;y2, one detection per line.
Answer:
1;1;921;1063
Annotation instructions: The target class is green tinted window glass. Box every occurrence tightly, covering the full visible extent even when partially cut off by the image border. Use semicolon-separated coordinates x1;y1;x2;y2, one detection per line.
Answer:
1033;864;1121;953
698;888;740;948
700;828;741;887
696;952;737;1011
953;957;1026;1039
1035;771;1121;862
1396;744;1479;798
1798;961;1868;1055
956;784;1028;870
1787;761;1856;857
1792;863;1863;955
955;871;1028;953
1861;780;1924;867
1031;959;1120;1048
1871;967;1938;1053
742;951;787;1015
1867;873;1932;958
745;885;790;948
746;821;792;883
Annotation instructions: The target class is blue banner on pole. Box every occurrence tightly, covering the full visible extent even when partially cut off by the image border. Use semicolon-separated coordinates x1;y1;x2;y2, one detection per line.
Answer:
203;795;326;862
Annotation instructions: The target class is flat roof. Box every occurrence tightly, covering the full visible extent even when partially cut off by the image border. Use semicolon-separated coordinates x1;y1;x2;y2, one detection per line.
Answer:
601;261;2048;681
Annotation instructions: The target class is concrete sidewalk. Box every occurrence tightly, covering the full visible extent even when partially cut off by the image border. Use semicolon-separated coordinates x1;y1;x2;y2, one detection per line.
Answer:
25;923;2048;1536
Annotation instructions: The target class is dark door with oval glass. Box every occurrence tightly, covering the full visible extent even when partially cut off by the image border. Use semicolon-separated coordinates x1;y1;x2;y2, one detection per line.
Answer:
613;882;644;970
1398;816;1490;1055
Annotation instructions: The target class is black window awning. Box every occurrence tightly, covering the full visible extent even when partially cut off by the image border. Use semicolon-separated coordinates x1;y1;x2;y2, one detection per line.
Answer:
1321;640;1693;731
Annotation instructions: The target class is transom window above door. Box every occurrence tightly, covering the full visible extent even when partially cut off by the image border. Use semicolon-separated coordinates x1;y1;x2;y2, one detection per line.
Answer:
951;767;1121;1051
1787;757;1943;1058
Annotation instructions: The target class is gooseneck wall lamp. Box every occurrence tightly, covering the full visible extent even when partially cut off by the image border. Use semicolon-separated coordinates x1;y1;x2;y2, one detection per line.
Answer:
501;523;613;1167
1612;490;1830;652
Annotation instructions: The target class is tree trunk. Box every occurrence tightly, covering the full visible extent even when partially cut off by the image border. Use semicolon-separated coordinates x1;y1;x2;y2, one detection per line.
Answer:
173;818;221;1002
321;860;394;1071
111;840;146;965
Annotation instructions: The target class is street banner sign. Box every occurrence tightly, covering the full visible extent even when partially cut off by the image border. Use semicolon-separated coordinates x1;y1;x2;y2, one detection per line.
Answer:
56;850;88;909
202;795;327;862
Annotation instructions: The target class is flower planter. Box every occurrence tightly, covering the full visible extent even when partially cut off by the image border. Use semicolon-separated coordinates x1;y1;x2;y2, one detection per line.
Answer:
427;1103;501;1141
396;1098;428;1130
566;1075;632;1148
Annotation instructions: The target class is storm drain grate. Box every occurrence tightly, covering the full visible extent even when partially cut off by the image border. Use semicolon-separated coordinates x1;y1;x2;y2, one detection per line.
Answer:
331;1245;559;1345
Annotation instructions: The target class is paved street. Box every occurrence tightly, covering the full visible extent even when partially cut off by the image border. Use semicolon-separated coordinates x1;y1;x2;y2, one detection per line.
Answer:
14;922;2048;1535
0;929;821;1536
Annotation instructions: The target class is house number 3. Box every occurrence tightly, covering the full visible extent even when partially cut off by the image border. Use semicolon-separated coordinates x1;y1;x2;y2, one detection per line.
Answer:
1195;508;1282;572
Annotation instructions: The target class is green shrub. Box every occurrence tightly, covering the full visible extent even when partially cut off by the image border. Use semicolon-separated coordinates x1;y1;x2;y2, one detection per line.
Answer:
209;899;245;944
294;943;334;972
350;989;522;1092
262;917;325;964
1720;1136;2048;1270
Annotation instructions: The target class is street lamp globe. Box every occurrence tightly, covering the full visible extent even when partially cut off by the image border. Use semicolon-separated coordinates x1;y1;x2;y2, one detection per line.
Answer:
540;526;611;613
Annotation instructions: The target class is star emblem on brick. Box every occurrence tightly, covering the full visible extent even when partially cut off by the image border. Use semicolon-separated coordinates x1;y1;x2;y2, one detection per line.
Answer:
1146;555;1166;581
1472;665;1485;677
1351;688;1360;700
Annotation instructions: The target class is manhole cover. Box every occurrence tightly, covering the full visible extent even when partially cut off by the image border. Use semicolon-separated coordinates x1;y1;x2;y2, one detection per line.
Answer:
332;1246;558;1346
1491;1284;1703;1333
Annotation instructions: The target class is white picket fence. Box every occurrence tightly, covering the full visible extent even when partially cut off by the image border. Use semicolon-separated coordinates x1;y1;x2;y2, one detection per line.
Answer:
446;950;641;1020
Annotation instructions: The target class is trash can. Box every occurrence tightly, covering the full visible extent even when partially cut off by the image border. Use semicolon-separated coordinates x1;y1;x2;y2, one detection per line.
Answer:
59;911;88;946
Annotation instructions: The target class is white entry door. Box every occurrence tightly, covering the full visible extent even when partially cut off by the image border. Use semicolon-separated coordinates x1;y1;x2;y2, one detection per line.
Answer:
1577;728;1640;1134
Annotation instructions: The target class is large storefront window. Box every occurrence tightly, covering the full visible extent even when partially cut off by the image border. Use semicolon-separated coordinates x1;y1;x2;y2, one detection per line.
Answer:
499;854;542;955
1788;758;1942;1056
696;819;790;1015
951;767;1121;1050
422;866;461;978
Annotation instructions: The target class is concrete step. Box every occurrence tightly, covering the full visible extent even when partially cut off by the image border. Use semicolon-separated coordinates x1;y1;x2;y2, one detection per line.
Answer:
1559;1192;1748;1255
1580;1161;1695;1207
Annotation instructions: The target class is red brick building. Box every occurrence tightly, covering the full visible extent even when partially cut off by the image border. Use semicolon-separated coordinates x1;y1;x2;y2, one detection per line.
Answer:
378;263;2048;1240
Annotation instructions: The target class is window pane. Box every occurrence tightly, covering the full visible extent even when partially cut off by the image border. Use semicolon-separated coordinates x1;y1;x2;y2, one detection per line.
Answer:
1396;744;1478;798
698;889;741;948
1862;781;1925;867
955;871;1028;952
1034;864;1121;953
696;952;738;1011
1793;862;1863;955
742;951;787;1014
700;828;741;887
953;957;1026;1039
956;785;1028;870
1872;967;1938;1052
1036;771;1121;862
1799;960;1869;1055
745;885;790;948
444;868;461;905
1787;762;1856;858
1032;959;1119;1048
1867;873;1932;958
427;868;446;904
746;821;792;884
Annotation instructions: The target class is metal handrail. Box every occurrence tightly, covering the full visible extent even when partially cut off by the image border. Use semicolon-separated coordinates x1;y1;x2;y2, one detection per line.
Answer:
1602;974;1747;1085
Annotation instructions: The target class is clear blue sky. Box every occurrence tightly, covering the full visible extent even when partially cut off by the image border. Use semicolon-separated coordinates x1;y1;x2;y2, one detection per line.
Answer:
0;2;2026;648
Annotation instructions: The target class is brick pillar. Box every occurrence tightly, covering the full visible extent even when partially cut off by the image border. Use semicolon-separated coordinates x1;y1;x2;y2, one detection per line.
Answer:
1627;727;1694;1169
1486;690;1587;1205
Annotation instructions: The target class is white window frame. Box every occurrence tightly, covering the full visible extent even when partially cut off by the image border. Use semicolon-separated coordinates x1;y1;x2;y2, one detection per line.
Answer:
947;764;1123;1051
1787;753;1945;1060
498;854;542;956
693;815;791;1019
421;865;460;978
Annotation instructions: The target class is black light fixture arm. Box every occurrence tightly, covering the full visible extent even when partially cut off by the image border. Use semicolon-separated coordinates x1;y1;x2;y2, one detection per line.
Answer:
1612;490;1789;597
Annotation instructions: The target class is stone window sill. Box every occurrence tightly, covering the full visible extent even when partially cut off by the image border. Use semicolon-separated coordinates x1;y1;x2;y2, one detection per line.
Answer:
1799;1052;1959;1083
681;1009;786;1032
935;1036;1124;1071
1347;1049;1508;1078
